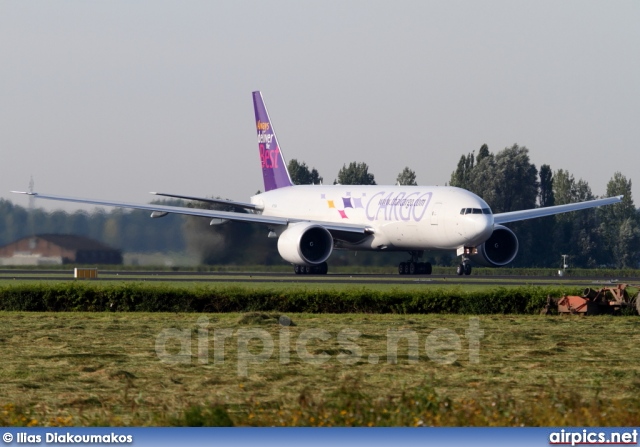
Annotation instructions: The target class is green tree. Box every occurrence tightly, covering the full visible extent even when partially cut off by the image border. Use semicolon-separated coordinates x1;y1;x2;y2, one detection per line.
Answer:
529;164;556;266
396;167;417;186
491;144;539;213
553;169;575;205
538;164;554;207
476;144;490;164
287;159;323;185
464;144;538;213
490;145;539;267
598;172;639;268
601;172;636;222
335;162;376;185
611;218;640;269
449;152;474;189
87;209;108;243
0;199;28;244
551;170;602;267
68;211;91;237
467;148;497;206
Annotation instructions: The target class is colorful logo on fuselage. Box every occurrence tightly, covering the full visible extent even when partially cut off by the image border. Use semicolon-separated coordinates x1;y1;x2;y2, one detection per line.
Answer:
322;193;365;219
321;191;432;221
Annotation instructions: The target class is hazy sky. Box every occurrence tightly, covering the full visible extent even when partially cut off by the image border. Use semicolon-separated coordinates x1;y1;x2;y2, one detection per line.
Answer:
2;1;639;212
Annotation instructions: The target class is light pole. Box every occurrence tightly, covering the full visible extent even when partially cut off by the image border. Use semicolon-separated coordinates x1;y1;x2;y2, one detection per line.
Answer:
559;254;569;276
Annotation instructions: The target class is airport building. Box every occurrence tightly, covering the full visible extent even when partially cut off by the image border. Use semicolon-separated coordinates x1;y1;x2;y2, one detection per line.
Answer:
0;234;122;266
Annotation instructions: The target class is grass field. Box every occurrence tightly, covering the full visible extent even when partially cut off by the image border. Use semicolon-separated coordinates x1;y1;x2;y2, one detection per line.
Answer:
2;311;640;426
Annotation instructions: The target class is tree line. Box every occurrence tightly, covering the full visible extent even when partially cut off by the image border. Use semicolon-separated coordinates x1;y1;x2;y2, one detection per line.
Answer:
447;144;639;268
1;147;638;268
0;199;186;254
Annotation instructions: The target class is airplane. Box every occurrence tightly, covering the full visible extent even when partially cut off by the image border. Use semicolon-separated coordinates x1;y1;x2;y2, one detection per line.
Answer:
13;91;623;276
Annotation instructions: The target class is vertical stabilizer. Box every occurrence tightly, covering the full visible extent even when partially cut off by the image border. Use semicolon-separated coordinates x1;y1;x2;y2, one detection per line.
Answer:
253;91;294;191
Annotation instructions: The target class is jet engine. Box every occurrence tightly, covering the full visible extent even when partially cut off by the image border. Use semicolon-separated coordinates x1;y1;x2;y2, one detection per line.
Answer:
277;222;334;266
469;225;519;267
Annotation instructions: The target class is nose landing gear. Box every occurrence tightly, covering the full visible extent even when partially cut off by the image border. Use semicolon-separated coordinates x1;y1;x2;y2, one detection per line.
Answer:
456;263;472;275
456;255;472;276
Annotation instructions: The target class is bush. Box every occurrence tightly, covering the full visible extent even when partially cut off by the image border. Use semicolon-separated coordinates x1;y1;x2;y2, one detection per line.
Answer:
0;283;582;314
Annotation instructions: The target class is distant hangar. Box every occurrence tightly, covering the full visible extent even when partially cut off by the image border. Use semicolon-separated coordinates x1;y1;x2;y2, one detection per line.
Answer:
0;234;122;266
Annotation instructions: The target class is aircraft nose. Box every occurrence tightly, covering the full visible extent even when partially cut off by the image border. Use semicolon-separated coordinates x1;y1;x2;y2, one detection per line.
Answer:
466;214;493;245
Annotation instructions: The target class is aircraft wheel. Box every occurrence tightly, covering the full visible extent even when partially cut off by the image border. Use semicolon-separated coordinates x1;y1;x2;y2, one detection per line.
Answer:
464;264;472;275
456;264;464;276
425;262;432;275
294;265;301;275
409;262;416;275
398;262;406;275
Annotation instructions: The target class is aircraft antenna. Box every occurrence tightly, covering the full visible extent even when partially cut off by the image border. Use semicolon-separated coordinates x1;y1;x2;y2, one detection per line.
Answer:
28;175;35;210
27;175;35;236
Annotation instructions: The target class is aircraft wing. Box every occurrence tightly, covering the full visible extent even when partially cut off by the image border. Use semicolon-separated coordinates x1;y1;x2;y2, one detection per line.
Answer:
10;191;371;234
493;195;623;224
149;192;262;211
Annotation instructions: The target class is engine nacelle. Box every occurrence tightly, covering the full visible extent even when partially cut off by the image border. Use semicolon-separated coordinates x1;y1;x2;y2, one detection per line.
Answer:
469;225;519;267
277;222;333;266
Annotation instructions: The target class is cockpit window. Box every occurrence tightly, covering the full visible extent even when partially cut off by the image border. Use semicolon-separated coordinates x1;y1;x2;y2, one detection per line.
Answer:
461;207;490;215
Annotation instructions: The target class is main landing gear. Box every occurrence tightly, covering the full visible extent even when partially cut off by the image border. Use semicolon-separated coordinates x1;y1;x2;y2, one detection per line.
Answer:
293;262;328;275
398;251;432;275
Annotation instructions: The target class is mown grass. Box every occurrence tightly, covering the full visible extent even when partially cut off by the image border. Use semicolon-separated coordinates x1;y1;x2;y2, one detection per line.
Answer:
2;312;640;426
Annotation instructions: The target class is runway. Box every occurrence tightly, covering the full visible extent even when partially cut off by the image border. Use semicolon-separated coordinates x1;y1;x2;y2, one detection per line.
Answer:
1;269;636;286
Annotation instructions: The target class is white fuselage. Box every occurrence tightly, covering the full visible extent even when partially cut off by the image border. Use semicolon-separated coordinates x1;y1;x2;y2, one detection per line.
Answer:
251;185;494;252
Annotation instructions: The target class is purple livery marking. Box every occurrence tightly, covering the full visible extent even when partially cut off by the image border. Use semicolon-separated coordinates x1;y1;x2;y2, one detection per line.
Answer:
253;91;294;191
365;190;432;222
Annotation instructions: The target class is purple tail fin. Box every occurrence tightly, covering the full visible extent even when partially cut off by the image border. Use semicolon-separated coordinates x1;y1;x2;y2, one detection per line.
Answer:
253;91;294;191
